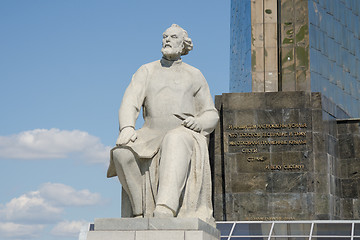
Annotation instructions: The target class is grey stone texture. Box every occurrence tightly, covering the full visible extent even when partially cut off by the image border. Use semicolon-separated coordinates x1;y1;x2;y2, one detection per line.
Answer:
88;218;220;240
334;118;360;219
211;91;360;221
94;218;149;231
87;231;135;240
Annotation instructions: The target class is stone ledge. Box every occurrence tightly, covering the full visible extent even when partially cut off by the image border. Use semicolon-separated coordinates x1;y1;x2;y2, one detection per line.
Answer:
93;218;220;239
87;230;218;240
87;231;135;240
94;218;148;231
148;218;219;238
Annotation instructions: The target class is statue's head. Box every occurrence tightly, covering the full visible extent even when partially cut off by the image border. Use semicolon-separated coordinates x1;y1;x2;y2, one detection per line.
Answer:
161;24;193;60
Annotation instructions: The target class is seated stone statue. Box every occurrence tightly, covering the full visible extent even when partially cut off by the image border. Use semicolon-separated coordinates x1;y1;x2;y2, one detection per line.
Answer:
107;24;219;224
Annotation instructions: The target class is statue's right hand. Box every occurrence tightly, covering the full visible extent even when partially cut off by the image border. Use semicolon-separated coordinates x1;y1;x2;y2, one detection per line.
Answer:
116;127;137;146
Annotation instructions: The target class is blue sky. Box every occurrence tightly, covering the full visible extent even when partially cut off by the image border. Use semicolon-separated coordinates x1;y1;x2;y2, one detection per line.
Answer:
0;1;230;239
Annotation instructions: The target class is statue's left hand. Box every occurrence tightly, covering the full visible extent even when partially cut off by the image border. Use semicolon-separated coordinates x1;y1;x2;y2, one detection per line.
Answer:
116;127;137;146
182;116;202;132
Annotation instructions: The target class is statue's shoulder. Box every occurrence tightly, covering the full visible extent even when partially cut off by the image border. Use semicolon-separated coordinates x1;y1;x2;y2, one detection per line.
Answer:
182;62;205;81
139;60;161;71
182;62;202;75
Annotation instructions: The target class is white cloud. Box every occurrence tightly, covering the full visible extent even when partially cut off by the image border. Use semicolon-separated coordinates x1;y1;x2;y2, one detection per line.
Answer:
0;222;44;239
51;220;89;237
0;183;102;224
0;128;111;163
39;182;102;206
0;192;62;224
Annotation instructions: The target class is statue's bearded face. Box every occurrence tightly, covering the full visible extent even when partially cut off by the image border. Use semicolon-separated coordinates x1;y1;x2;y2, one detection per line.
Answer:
161;27;184;59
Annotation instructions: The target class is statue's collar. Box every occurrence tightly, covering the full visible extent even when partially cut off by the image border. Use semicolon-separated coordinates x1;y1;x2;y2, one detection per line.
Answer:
160;57;182;67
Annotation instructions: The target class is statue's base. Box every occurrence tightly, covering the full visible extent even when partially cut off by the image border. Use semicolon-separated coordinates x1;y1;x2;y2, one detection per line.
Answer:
86;218;220;240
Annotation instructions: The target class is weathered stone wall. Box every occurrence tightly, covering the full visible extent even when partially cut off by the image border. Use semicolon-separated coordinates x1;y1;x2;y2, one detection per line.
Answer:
251;0;279;92
334;119;360;219
280;0;310;91
211;91;360;221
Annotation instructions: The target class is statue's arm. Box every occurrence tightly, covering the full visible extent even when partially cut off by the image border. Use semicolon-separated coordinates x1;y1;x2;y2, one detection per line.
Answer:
116;66;148;145
193;72;219;136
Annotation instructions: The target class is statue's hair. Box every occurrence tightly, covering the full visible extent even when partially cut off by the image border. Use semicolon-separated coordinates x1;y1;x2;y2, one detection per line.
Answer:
168;24;193;56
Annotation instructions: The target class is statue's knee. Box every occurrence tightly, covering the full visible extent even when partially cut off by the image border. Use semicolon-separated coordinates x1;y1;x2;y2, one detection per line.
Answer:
113;148;135;166
164;128;192;144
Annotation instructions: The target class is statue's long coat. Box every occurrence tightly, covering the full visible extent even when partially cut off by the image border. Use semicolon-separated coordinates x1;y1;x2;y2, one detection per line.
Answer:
107;58;218;223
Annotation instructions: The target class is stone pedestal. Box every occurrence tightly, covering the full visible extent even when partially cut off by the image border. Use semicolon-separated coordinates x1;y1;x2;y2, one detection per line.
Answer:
86;218;220;240
211;91;360;221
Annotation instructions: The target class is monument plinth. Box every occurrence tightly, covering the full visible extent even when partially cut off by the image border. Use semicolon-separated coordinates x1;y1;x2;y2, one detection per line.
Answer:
212;91;360;221
86;218;220;240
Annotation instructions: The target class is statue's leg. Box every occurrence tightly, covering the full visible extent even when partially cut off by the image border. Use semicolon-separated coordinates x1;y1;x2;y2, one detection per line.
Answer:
112;148;143;216
154;128;193;217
